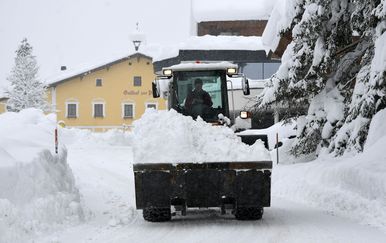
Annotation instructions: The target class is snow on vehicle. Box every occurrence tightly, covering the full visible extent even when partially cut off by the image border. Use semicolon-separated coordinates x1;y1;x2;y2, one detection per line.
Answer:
133;61;272;222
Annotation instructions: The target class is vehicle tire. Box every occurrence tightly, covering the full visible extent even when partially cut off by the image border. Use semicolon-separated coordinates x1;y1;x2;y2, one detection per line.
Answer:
143;207;171;222
235;207;263;220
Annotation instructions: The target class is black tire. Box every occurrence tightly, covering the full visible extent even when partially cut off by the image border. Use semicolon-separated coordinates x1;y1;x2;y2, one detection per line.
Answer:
235;207;263;220
143;207;171;222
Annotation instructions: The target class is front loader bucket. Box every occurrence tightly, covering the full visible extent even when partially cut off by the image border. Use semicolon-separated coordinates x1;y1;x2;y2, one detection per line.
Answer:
133;161;272;211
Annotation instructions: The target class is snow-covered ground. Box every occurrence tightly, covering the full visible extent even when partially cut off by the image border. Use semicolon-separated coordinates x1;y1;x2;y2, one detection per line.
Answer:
0;109;83;243
1;109;386;242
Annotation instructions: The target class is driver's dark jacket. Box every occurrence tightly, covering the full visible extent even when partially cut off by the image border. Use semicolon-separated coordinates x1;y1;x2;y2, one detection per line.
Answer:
185;89;213;110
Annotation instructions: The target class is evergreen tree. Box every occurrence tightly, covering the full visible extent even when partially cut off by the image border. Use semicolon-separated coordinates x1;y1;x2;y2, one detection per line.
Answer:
258;0;386;157
329;0;386;155
6;38;47;112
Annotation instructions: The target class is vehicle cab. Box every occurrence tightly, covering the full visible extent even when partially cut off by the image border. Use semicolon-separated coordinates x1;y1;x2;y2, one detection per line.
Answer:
152;61;250;124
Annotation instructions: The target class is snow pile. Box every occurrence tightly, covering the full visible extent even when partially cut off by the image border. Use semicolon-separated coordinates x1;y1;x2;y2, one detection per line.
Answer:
273;108;386;230
238;120;297;149
262;0;298;53
132;109;270;163
0;109;83;242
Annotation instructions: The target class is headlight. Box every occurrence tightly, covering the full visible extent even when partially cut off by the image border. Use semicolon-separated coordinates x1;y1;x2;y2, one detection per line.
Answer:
163;69;172;76
227;68;237;76
240;111;251;119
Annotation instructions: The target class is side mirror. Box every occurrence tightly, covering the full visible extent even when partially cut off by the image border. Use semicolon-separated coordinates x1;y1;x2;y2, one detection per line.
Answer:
152;80;160;98
242;77;250;95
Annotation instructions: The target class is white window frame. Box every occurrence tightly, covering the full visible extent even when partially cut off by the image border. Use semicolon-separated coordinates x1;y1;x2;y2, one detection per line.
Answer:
145;102;158;110
122;102;135;119
92;101;106;118
65;101;79;118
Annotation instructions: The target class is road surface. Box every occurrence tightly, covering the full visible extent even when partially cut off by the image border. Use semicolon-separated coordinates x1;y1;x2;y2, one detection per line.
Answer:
36;145;386;243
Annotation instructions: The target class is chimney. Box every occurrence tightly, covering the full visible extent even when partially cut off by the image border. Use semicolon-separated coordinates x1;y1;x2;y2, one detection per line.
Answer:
60;66;67;71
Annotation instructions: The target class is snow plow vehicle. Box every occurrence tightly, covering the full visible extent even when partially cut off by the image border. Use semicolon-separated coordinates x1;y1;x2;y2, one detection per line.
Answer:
134;62;272;222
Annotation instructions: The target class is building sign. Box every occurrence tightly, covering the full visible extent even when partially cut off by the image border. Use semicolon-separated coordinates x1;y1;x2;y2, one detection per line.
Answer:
123;90;152;96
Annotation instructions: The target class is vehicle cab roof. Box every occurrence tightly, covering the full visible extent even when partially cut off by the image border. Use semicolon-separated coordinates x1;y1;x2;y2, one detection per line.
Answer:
164;61;238;72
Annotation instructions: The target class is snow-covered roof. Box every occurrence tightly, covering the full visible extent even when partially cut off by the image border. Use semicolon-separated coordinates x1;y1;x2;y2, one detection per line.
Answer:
46;52;153;86
262;0;297;53
180;35;266;51
193;0;279;22
154;35;269;62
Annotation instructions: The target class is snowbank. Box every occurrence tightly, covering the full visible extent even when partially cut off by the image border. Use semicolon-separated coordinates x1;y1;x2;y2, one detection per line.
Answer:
238;120;297;149
132;109;270;163
0;109;83;242
60;128;132;148
273;109;386;231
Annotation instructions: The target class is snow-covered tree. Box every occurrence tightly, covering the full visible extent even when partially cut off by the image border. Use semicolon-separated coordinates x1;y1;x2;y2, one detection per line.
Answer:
329;0;386;155
6;38;47;112
257;0;386;157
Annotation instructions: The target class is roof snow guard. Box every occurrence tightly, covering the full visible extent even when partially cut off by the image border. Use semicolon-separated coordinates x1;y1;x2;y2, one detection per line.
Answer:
153;49;278;73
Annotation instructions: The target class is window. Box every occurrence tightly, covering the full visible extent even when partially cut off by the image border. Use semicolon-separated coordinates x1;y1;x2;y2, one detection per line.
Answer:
146;103;157;110
133;76;142;86
66;103;78;118
93;103;104;118
122;103;134;118
96;78;102;87
175;71;223;121
242;62;281;79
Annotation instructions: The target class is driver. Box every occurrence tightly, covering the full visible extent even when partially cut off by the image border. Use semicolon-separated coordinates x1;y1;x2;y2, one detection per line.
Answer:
185;78;213;115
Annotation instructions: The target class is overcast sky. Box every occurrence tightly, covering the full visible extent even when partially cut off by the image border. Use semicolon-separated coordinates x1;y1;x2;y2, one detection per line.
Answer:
0;0;194;91
0;0;276;93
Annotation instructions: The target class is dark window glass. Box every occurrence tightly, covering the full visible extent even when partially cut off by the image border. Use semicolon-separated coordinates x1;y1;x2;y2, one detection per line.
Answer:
67;104;77;118
133;76;142;86
94;104;104;117
147;103;157;109
96;78;102;87
175;71;223;121
124;104;133;118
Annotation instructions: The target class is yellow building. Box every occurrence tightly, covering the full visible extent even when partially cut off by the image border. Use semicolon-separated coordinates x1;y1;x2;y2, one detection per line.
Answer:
0;97;8;114
47;53;166;131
